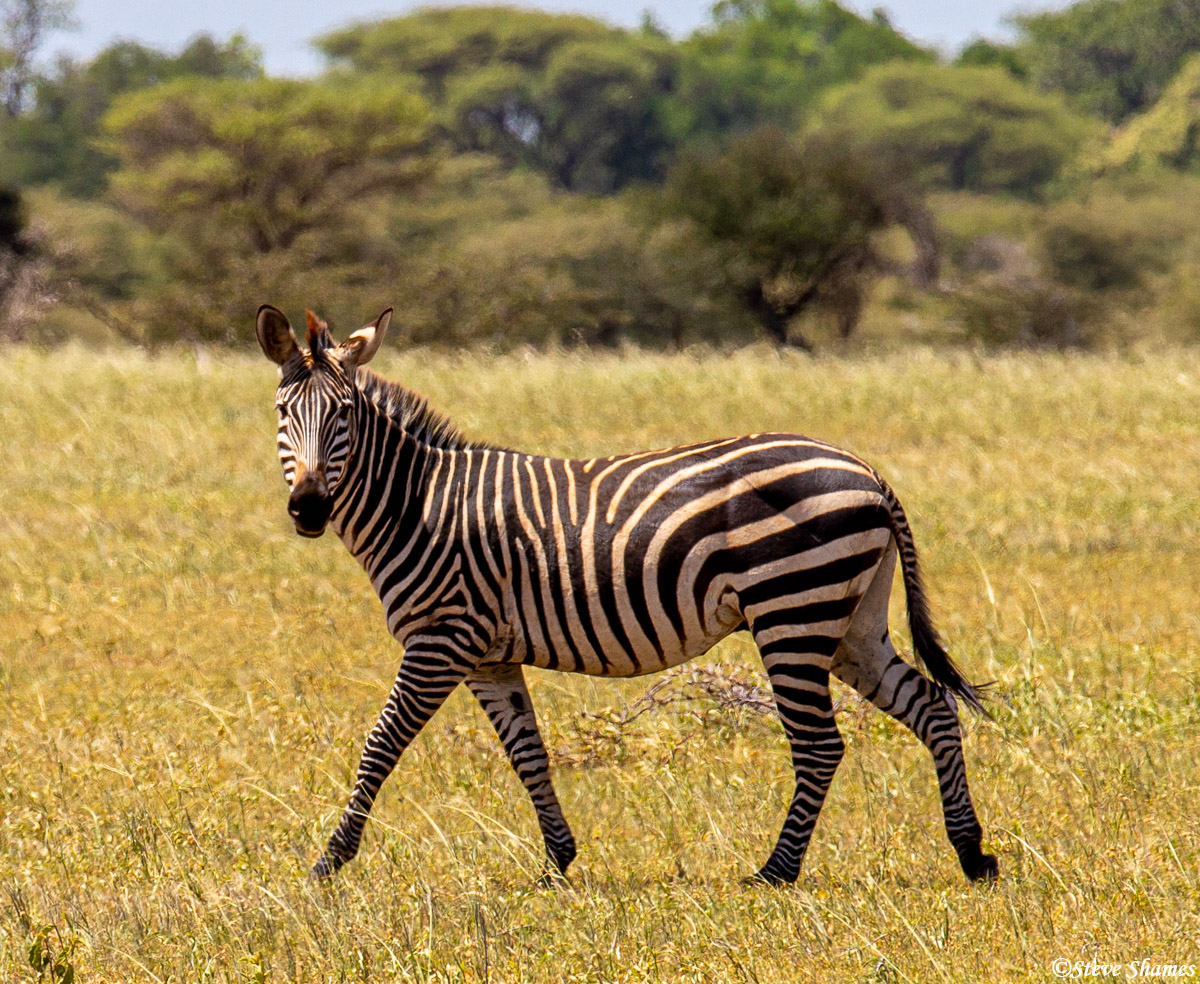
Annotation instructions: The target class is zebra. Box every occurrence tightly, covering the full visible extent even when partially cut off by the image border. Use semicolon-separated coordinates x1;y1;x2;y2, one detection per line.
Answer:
256;304;998;886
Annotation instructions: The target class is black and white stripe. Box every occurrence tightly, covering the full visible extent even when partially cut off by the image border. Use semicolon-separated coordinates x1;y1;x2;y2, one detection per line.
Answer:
255;306;996;886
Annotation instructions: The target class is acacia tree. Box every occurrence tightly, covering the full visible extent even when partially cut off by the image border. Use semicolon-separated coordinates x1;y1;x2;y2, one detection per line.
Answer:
1;34;262;196
669;0;932;140
812;62;1097;196
1016;0;1200;123
99;75;432;343
662;127;936;347
1092;54;1200;174
318;7;676;193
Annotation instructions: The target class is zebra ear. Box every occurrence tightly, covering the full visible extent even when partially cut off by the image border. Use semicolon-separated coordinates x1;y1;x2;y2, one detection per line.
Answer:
336;307;392;367
256;305;300;366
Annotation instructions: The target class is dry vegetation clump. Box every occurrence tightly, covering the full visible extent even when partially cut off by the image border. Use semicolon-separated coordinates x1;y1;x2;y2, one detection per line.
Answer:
1;345;1198;981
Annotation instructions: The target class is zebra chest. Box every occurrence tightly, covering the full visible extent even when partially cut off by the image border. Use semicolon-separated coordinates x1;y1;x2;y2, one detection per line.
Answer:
365;553;476;643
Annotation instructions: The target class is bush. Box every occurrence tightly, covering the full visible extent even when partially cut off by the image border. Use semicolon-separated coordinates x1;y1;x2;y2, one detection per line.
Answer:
0;185;53;342
1039;202;1163;293
944;180;1187;349
952;274;1097;349
1145;260;1200;344
0;246;51;342
401;195;741;348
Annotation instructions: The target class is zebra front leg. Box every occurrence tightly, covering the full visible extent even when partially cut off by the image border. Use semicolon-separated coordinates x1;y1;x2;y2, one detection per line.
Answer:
753;636;845;885
311;650;468;880
466;664;577;879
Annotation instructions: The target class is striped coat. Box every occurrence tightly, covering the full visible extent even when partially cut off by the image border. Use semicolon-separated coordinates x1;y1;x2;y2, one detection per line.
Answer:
257;304;996;886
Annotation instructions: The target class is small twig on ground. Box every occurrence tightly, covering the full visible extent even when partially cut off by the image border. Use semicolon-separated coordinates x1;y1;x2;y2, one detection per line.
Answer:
581;665;779;729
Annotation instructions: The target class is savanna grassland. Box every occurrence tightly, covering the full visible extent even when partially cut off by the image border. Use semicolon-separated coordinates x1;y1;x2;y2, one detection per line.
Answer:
1;345;1198;983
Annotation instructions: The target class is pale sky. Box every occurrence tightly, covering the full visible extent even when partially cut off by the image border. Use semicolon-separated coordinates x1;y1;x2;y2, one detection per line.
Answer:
45;0;1071;77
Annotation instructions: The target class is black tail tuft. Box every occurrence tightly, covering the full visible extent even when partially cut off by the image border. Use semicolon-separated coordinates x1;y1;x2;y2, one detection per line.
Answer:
876;475;990;717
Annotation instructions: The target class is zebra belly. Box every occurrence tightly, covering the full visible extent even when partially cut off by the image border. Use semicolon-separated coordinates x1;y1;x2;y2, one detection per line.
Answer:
511;602;746;678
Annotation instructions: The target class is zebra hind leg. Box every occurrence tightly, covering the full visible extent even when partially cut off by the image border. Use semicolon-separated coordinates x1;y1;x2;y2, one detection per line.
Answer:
750;625;846;885
467;664;577;880
832;549;998;883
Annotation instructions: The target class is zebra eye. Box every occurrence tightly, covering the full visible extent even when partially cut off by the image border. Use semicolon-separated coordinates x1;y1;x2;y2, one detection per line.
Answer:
276;403;289;419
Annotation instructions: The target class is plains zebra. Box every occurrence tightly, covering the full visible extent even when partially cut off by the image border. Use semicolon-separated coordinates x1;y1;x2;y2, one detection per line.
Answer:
256;304;997;886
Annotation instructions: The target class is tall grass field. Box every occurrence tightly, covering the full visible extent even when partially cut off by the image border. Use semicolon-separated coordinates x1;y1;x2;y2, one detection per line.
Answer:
2;345;1198;982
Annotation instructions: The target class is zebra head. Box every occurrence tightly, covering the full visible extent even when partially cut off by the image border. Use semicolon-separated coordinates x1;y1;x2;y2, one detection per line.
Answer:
255;304;392;538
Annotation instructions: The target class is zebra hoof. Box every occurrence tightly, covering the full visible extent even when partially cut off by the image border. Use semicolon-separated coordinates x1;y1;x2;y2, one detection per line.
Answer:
744;867;797;887
962;850;999;884
309;855;341;882
536;867;571;890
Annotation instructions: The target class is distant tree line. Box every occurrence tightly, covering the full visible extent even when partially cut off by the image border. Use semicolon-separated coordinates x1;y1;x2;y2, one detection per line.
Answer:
4;0;1200;348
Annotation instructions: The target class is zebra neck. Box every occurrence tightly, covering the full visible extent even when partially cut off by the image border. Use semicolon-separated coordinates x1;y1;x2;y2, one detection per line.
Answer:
329;392;444;568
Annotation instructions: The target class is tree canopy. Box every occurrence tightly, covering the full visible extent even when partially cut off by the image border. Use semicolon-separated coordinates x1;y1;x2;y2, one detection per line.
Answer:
670;0;932;139
0;33;262;195
1016;0;1200;123
9;0;1200;352
317;6;617;94
98;75;432;342
812;63;1098;196
318;7;677;193
313;1;931;193
1091;54;1200;174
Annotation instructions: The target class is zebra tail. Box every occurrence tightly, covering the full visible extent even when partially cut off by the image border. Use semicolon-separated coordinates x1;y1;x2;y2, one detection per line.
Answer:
875;474;990;717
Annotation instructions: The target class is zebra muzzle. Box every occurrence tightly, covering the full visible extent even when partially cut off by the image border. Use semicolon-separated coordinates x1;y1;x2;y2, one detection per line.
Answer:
289;471;332;537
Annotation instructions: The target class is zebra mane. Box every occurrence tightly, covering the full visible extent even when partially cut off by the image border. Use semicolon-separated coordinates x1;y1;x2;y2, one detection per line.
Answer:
354;367;501;451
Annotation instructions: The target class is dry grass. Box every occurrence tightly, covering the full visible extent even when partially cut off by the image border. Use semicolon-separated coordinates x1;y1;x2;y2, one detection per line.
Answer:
1;344;1198;982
